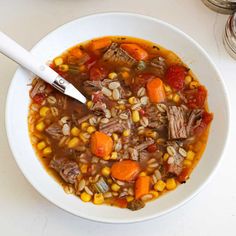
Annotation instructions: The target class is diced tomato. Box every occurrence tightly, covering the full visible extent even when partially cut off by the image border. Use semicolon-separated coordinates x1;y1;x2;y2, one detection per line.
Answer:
194;112;213;135
85;55;97;70
89;65;108;81
131;73;155;93
112;198;128;208
32;93;46;104
147;144;157;153
186;86;207;109
92;91;104;103
139;109;146;116
177;167;190;183
165;65;187;91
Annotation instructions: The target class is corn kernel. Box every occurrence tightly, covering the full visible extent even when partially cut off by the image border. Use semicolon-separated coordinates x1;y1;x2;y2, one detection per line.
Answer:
79;132;88;143
128;96;136;104
54;57;63;66
121;71;129;79
139;172;147;177
173;94;180;103
103;155;110;161
81;122;89;131
189;81;199;89
80;192;92;202
101;166;111;177
164;84;172;93
166;178;177;190
59;64;69;72
183;160;192;167
37;141;46;150
154;180;166;192
108;72;117;80
163;153;169;161
167;94;173;100
71;127;80;136
111;183;120;192
39;106;50;117
87;126;96;134
107;178;113;184
149;190;159;198
86;100;93;109
185;75;192;85
36;121;45;131
110;151;118;160
79;65;86;72
123;129;130;137
43;147;52;155
145;129;157;139
112;133;118;141
126;196;134;202
186;150;195;161
132;110;140;123
80;164;88;174
93;193;104;205
68;137;80;148
117;104;125;110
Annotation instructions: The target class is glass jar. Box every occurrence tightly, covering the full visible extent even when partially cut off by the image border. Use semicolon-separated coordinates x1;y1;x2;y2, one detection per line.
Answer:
202;0;236;14
223;12;236;59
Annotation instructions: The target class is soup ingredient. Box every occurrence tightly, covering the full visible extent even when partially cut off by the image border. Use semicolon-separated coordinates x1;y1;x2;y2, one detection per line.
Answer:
111;160;140;181
120;43;148;60
146;78;166;103
135;176;150;199
91;37;112;51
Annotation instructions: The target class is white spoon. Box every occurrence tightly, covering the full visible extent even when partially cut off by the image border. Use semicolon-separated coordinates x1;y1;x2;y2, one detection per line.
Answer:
0;31;87;104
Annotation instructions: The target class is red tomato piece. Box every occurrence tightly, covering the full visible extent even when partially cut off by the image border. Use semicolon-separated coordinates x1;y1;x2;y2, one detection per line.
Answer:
147;144;157;153
177;167;190;183
186;86;207;109
165;65;187;91
194;112;213;135
32;93;45;104
89;65;108;81
85;55;97;70
139;109;146;116
92;91;104;103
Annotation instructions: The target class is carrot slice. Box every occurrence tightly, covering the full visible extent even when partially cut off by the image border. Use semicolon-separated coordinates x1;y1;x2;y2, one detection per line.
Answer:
146;78;166;103
120;43;148;60
135;176;150;199
111;160;140;181
90;131;113;158
91;38;112;51
69;47;83;58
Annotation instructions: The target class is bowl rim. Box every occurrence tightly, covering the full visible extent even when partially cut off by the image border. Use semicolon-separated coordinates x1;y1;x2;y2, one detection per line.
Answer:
5;12;230;224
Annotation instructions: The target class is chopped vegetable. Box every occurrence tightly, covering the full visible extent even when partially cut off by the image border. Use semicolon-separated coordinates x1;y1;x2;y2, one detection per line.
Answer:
186;86;207;109
177;167;191;183
194;111;213;135
93;193;104;204
112;198;128;208
146;78;166;103
121;43;148;60
135;176;150;199
111;160;140;181
69;47;83;58
89;65;108;81
93;177;109;193
91;38;112;51
80;192;92;202
90;131;113;158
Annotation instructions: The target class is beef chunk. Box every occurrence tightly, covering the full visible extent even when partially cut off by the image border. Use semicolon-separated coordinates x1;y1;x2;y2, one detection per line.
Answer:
186;109;203;136
45;122;62;140
127;199;145;211
134;138;155;151
83;80;102;95
167;106;187;139
150;56;167;77
30;79;46;98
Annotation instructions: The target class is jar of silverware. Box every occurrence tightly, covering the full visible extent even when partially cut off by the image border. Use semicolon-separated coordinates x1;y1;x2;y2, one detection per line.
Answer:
202;0;236;14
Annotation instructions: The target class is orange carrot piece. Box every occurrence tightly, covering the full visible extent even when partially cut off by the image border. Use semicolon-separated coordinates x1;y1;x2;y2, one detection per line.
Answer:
90;131;113;158
91;38;112;51
69;47;83;58
120;43;148;60
135;176;150;199
146;78;166;103
112;198;128;208
111;160;140;181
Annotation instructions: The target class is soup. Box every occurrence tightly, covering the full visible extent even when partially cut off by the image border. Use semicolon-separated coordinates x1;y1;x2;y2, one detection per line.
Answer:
28;36;213;210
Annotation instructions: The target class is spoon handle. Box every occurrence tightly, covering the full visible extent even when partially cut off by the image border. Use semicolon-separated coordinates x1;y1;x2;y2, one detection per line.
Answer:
0;31;58;84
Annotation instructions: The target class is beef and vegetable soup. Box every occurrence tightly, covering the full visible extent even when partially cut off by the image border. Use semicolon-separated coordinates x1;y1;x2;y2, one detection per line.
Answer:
28;36;213;210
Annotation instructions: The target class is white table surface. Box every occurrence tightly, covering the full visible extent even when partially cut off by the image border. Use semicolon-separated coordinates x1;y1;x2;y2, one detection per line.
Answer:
0;0;235;235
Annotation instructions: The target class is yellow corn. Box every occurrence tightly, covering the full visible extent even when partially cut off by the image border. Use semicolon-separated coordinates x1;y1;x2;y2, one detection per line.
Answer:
128;97;136;104
111;183;120;192
186;150;195;161
163;153;169;161
80;164;88;174
110;151;118;160
79;65;86;72
39;106;50;117
36;121;45;131
86;100;93;109
117;104;126;110
71;127;80;136
121;71;129;79
37;141;46;150
59;64;69;72
68;137;80;148
189;81;199;89
167;94;173;100
103;155;110;161
81;122;89;131
108;72;117;80
79;132;88;143
149;190;159;198
185;75;192;85
87;126;96;134
139;172;147;177
101;166;111;177
43;147;52;155
154;180;166;192
107;178;113;184
164;84;172;93
80;192;92;202
126;196;134;202
145;129;157;139
54;57;63;66
166;178;177;190
183;160;192;167
112;133;118;141
93;193;104;205
173;94;180;103
132;110;140;123
123;129;130;137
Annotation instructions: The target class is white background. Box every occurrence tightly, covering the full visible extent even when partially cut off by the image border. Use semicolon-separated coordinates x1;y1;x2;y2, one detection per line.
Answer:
0;0;235;235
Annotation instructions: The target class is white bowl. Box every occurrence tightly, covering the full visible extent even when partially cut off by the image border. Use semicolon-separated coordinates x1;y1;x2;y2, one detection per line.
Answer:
5;12;230;223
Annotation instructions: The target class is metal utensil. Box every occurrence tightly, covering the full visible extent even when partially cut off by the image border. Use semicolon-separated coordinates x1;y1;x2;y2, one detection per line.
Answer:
0;31;87;104
202;0;236;14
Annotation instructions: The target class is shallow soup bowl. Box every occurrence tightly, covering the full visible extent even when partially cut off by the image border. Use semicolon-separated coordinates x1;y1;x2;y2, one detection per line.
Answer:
5;12;230;223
